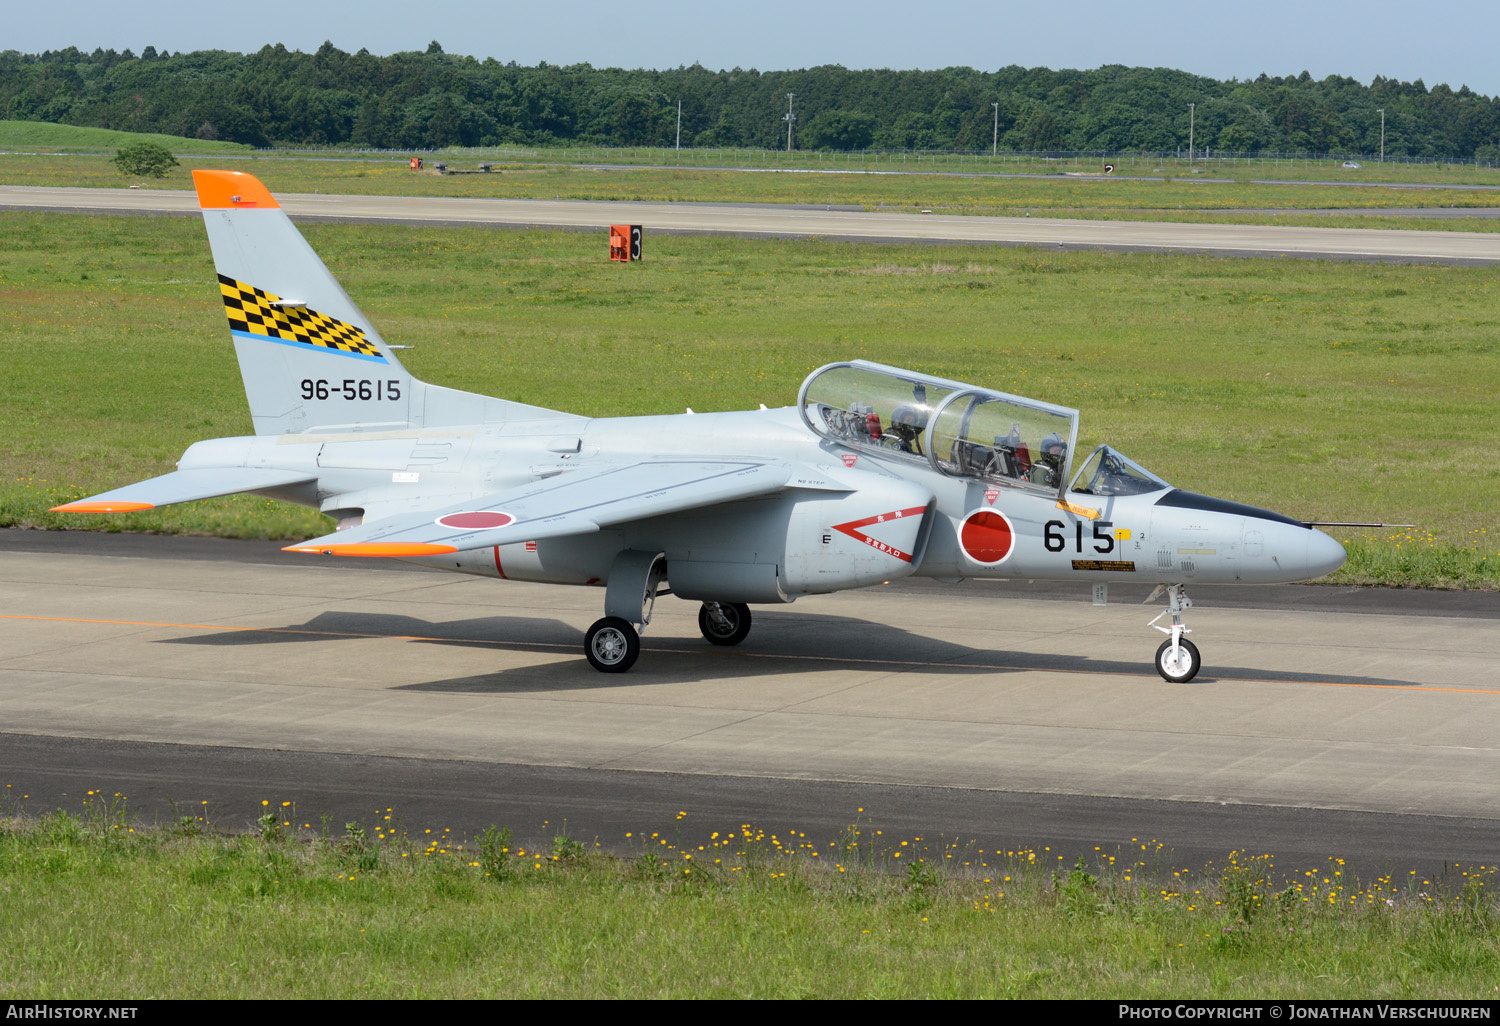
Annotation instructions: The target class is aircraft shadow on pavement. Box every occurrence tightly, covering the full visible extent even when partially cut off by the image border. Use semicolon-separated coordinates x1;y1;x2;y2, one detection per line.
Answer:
154;608;1423;692
157;610;583;649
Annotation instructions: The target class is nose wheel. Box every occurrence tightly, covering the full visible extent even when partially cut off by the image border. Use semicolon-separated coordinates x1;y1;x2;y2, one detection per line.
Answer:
1155;636;1201;683
1148;583;1200;682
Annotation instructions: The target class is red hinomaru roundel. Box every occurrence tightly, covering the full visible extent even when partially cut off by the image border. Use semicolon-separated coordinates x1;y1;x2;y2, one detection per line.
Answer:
959;508;1015;565
435;511;515;530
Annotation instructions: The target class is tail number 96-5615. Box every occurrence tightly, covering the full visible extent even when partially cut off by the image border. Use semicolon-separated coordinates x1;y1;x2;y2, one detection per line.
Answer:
1045;519;1115;554
300;378;402;401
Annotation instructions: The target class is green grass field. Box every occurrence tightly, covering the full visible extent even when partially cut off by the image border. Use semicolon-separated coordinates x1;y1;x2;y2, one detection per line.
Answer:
1;211;1496;585
9;118;1499;185
6;151;1499;225
2;796;1495;998
465;143;1500;188
3;127;1498;998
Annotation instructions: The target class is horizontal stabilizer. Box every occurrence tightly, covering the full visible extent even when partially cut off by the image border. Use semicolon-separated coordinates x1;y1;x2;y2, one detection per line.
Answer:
287;459;801;556
51;468;317;513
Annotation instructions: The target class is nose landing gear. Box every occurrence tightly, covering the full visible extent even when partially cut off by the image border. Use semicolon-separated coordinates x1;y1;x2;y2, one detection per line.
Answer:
1148;583;1200;683
1155;635;1201;683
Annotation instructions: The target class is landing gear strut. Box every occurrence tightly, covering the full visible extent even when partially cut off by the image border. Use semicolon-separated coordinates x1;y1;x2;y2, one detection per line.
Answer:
1148;583;1201;683
584;550;666;673
698;601;752;646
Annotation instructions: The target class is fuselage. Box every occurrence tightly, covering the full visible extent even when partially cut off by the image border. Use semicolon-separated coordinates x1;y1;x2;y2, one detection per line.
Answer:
180;400;1346;604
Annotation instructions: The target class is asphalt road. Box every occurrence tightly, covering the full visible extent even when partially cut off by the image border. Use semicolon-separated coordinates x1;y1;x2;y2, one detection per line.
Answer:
4;184;1500;264
3;529;1497;880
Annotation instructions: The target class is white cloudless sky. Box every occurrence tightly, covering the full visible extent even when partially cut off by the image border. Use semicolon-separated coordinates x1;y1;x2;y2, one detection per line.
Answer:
11;0;1500;96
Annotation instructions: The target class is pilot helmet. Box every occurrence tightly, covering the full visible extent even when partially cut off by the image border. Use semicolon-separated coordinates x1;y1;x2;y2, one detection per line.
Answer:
1040;433;1066;458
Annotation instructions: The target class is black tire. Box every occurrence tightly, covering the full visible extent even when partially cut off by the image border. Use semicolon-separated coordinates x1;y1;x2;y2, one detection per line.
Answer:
698;602;752;646
1155;637;1201;683
585;616;640;673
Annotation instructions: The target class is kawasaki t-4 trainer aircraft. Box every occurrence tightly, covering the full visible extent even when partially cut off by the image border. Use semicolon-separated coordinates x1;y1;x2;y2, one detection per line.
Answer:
54;170;1348;681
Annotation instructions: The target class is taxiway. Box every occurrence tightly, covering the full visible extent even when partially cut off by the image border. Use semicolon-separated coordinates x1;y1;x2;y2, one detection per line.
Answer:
3;530;1496;875
3;184;1500;264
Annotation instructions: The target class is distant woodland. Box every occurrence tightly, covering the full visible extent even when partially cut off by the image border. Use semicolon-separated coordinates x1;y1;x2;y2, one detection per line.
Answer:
4;41;1498;157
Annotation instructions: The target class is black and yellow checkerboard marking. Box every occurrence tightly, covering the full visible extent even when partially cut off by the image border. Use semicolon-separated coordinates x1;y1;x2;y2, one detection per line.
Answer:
217;274;381;359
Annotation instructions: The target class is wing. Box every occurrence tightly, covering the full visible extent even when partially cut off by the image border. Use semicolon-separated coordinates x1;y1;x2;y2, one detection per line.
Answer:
285;459;823;556
52;468;317;513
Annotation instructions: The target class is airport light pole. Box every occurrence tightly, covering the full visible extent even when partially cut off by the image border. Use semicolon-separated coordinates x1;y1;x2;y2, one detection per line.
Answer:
992;102;999;157
784;93;796;152
1377;108;1385;162
1187;102;1195;166
676;100;681;151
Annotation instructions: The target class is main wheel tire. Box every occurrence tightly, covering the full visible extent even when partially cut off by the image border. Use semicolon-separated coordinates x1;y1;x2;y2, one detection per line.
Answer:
698;602;752;646
585;616;640;673
1155;637;1201;683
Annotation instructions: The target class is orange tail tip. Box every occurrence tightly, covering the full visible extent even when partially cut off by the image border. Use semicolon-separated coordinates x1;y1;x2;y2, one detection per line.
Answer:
192;169;280;210
50;501;155;513
283;542;459;557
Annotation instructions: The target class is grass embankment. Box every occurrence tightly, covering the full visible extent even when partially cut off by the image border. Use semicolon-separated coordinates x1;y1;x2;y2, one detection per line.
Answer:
1;213;1495;585
0;119;250;155
2;796;1495;998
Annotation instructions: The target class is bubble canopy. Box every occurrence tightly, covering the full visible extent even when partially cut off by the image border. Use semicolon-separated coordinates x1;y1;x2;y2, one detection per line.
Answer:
797;361;1081;497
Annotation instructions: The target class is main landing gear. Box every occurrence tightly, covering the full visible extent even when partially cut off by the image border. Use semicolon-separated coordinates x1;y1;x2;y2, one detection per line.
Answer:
698;601;752;646
1147;583;1201;683
584;550;667;673
582;551;757;672
585;617;640;673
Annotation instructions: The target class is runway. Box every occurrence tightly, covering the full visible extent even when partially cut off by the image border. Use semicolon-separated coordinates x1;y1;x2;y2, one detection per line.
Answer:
3;530;1497;876
3;183;1500;264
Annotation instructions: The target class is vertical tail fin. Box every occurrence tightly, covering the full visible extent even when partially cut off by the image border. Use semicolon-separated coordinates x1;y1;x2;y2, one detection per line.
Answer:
193;170;570;435
195;169;414;435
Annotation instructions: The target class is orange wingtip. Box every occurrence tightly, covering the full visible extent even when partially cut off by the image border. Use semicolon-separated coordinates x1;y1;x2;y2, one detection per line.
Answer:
50;501;155;513
192;169;280;210
282;542;458;557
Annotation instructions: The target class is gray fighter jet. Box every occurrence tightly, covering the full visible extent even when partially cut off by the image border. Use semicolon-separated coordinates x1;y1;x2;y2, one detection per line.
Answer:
54;170;1347;681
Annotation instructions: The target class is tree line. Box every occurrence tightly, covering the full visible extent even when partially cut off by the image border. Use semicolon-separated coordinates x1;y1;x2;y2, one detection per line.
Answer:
3;41;1498;158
